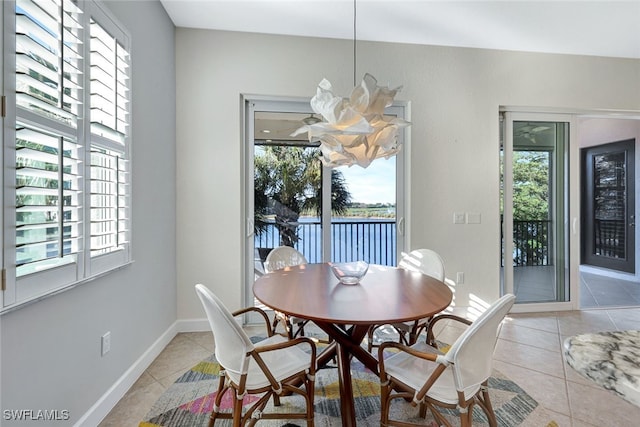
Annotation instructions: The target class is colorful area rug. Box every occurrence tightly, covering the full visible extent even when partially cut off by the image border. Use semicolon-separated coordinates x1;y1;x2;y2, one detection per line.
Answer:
140;338;557;426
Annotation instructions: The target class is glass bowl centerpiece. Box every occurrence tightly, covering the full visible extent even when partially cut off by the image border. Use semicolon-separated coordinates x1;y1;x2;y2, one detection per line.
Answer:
330;261;369;285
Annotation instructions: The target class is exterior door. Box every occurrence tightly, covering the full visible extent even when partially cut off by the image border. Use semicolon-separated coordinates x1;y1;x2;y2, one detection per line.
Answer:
581;139;636;273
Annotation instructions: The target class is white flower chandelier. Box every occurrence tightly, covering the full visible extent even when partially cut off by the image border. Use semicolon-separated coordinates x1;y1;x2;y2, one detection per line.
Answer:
292;73;410;168
292;0;410;169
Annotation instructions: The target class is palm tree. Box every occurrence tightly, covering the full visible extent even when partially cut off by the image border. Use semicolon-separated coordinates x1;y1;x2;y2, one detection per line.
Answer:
254;145;351;247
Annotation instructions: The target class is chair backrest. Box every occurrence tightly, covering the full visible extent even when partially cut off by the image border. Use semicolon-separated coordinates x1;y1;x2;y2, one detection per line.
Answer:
264;246;307;273
398;249;445;281
195;284;255;377
444;294;515;391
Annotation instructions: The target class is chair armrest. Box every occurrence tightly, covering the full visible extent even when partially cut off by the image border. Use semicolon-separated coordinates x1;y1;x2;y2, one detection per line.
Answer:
378;341;440;366
378;341;448;406
251;337;317;390
378;341;442;397
254;336;317;366
426;313;472;347
232;306;274;337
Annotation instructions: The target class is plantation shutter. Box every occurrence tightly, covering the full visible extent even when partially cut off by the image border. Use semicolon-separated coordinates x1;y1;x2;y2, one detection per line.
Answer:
16;0;83;124
88;14;131;262
14;0;83;279
16;125;81;277
4;0;133;310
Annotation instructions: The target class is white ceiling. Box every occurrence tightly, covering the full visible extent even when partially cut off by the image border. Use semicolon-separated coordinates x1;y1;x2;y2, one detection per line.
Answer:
160;0;640;59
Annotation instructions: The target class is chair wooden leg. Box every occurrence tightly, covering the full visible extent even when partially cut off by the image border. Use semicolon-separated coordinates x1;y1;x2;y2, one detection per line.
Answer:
419;402;427;418
426;403;451;427
209;375;228;427
457;391;472;427
379;378;391;426
306;374;315;427
367;325;376;352
478;385;498;427
232;393;243;427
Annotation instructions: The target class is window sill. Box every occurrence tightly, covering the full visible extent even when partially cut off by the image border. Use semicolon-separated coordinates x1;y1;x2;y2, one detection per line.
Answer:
0;260;135;316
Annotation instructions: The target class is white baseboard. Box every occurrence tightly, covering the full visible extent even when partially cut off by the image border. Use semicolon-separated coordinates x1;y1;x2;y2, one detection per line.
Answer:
175;318;211;332
75;316;272;426
580;264;638;282
74;322;179;427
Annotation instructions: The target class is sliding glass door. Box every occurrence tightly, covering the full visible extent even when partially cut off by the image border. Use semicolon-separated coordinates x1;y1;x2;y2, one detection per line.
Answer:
244;98;407;309
501;112;572;306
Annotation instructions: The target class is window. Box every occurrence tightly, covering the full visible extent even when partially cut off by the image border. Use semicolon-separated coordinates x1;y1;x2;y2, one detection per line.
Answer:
2;0;131;311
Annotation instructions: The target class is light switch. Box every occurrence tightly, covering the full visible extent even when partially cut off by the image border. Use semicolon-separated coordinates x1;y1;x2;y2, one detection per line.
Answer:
453;212;466;224
467;213;481;224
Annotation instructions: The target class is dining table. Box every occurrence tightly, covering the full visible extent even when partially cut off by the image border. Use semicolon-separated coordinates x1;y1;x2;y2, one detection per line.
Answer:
253;262;453;427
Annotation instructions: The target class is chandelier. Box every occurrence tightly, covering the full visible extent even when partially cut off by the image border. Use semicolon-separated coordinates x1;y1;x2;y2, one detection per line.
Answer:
292;1;410;168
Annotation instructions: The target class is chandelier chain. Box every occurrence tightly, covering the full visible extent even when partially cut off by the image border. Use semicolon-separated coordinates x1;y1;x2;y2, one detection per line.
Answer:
353;0;357;86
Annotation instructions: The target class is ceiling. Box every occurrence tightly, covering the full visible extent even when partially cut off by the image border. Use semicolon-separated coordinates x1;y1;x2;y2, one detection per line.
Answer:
160;0;640;59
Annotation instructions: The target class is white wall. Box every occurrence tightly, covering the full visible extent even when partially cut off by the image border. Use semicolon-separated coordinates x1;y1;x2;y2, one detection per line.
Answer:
176;28;640;318
0;1;176;425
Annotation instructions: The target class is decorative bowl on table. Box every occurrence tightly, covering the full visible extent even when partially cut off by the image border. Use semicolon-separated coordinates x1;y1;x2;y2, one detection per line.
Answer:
330;261;369;285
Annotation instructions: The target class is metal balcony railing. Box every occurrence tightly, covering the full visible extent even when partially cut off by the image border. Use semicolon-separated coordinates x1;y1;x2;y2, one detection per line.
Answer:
255;218;397;266
501;219;552;267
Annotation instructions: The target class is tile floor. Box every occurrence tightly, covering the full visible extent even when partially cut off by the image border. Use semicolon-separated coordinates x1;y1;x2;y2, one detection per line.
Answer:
512;266;640;309
101;307;640;427
580;271;640;308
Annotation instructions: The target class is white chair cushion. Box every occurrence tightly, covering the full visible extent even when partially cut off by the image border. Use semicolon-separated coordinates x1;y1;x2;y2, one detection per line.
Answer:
383;342;481;405
224;334;313;390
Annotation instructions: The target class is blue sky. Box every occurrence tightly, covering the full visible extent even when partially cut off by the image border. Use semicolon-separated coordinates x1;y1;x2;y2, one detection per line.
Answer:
337;157;396;204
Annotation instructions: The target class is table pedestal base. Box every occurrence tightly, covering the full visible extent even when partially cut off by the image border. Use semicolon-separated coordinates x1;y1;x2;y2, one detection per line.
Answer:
314;322;378;427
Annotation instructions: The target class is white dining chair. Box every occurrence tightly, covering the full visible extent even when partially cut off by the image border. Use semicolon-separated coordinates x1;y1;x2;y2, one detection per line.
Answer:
378;294;516;427
264;246;309;338
368;248;447;351
195;284;316;426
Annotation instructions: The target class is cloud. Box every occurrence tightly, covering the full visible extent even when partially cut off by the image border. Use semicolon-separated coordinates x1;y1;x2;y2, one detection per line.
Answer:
338;158;396;204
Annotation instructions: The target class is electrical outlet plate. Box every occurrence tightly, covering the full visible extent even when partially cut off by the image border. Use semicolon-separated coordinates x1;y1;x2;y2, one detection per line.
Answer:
101;332;111;356
456;272;465;284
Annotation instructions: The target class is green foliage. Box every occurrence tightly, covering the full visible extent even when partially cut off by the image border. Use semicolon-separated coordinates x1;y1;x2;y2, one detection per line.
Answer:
254;146;351;246
512;151;549;221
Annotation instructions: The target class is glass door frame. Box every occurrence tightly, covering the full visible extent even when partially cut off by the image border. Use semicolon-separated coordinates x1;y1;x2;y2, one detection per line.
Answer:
502;110;580;312
242;95;409;315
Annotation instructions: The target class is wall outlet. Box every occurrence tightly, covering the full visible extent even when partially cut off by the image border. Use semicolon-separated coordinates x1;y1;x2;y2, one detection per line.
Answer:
456;272;465;284
453;212;466;224
101;332;111;356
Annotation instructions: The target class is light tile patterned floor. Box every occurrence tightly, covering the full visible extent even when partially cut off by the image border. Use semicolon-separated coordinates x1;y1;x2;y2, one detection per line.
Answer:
512;267;640;308
101;307;640;427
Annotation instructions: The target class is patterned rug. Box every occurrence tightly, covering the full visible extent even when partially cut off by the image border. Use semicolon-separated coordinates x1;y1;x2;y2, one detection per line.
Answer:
140;338;557;427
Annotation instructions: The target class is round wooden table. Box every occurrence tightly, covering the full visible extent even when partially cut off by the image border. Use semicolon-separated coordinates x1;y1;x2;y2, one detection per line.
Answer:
253;262;453;427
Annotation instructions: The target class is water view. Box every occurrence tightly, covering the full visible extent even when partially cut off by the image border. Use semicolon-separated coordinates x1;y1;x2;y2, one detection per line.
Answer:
255;216;397;266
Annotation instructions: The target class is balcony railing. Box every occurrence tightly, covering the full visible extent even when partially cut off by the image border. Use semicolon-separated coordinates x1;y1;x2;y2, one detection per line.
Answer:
255;218;396;266
258;218;560;269
501;219;552;267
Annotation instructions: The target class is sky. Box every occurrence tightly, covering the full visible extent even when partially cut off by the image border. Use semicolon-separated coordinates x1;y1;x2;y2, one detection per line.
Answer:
337;157;396;204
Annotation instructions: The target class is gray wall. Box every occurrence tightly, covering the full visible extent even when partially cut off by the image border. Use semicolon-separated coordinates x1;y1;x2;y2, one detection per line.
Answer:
175;28;640;318
0;1;176;425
